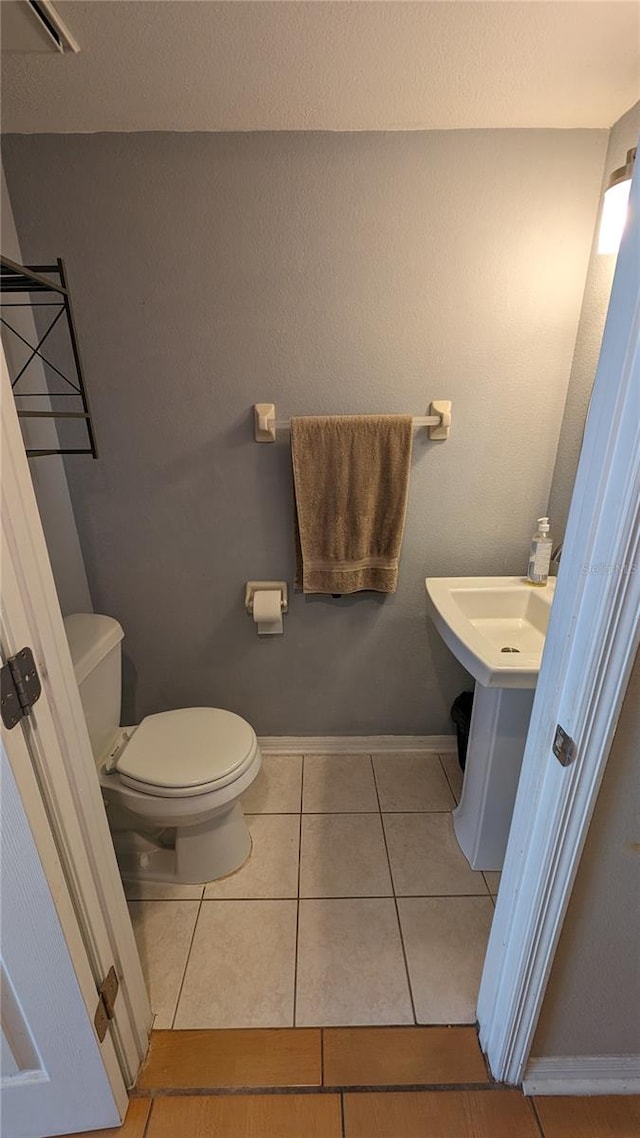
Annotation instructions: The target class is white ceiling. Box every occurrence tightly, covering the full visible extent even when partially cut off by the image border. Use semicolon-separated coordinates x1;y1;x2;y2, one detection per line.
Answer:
1;1;639;133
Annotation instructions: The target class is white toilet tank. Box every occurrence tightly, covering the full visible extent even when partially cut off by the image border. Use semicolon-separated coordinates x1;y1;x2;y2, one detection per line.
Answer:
64;614;125;765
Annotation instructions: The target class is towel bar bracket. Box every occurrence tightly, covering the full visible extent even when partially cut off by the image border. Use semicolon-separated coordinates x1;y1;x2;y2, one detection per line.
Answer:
428;400;452;440
254;403;277;442
253;401;452;442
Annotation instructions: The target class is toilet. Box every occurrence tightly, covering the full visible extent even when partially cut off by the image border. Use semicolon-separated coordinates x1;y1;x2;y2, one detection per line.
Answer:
64;613;262;885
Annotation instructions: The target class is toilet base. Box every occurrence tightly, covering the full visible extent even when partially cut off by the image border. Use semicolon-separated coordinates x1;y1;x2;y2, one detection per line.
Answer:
114;800;252;885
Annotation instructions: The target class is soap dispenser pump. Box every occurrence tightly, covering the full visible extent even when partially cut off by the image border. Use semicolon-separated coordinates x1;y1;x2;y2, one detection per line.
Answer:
527;517;552;586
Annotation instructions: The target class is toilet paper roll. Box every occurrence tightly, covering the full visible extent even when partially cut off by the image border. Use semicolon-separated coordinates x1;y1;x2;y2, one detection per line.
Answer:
253;589;283;635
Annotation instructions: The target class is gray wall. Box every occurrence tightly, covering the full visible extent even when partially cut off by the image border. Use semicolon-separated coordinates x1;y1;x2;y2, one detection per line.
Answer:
548;100;640;537
1;163;93;616
2;130;606;733
532;649;640;1059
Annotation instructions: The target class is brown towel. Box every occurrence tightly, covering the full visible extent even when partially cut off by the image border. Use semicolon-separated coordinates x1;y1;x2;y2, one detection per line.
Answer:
291;414;413;594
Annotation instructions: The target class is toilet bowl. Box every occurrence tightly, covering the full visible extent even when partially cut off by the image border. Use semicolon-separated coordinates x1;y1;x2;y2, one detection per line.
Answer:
64;614;261;885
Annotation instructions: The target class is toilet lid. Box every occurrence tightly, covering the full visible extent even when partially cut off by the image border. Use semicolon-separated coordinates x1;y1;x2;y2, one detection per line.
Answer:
116;708;256;792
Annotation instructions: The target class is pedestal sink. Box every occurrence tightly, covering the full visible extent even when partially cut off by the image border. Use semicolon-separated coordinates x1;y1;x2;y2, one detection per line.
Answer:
425;577;555;870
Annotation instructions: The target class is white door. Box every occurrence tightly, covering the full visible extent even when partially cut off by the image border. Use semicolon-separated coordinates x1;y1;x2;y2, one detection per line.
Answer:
478;155;640;1083
1;734;121;1138
1;344;151;1136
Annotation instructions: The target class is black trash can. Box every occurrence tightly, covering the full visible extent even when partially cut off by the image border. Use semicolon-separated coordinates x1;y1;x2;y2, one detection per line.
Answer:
450;691;474;772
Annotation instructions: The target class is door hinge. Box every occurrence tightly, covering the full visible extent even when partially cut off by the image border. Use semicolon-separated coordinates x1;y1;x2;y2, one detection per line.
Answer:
94;966;119;1043
1;647;42;729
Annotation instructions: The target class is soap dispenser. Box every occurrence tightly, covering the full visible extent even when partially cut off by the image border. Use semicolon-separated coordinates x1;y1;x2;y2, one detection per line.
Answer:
527;517;552;586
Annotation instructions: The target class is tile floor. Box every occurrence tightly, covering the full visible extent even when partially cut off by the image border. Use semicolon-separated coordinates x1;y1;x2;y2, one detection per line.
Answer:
127;750;500;1029
68;1088;640;1138
64;1026;640;1138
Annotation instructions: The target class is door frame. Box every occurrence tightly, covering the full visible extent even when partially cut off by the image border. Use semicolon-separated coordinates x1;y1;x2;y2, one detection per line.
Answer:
1;174;638;1095
478;164;640;1083
1;346;151;1093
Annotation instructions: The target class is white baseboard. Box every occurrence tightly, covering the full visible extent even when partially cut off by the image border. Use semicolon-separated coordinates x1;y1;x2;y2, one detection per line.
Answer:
257;734;456;754
523;1055;640;1096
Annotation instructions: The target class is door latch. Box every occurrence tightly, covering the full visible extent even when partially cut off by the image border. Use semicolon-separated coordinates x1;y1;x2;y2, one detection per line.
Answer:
552;724;577;767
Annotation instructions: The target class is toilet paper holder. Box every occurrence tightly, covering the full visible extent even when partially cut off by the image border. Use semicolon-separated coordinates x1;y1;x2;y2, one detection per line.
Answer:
245;581;288;618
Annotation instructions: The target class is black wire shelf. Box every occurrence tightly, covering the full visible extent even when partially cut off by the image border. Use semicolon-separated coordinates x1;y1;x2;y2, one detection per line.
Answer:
1;255;98;458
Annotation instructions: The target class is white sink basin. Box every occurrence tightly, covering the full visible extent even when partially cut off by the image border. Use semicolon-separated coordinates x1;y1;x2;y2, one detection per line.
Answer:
425;576;555;689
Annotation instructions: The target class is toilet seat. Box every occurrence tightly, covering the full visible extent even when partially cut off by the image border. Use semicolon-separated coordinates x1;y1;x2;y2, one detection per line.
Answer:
116;707;258;798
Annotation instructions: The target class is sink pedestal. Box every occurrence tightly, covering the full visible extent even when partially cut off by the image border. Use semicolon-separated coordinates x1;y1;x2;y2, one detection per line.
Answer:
425;576;554;871
453;685;535;871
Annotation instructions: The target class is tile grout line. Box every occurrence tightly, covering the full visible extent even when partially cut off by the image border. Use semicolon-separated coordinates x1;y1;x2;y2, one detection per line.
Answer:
530;1095;549;1138
436;751;461;809
480;871;493;899
169;890;205;1029
438;750;493;905
299;809;456;815
292;756;305;1027
370;753;419;1027
140;892;505;903
132;1078;501;1101
142;1097;155;1138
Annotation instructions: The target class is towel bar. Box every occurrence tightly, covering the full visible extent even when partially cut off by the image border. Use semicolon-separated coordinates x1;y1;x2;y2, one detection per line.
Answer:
253;401;452;443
